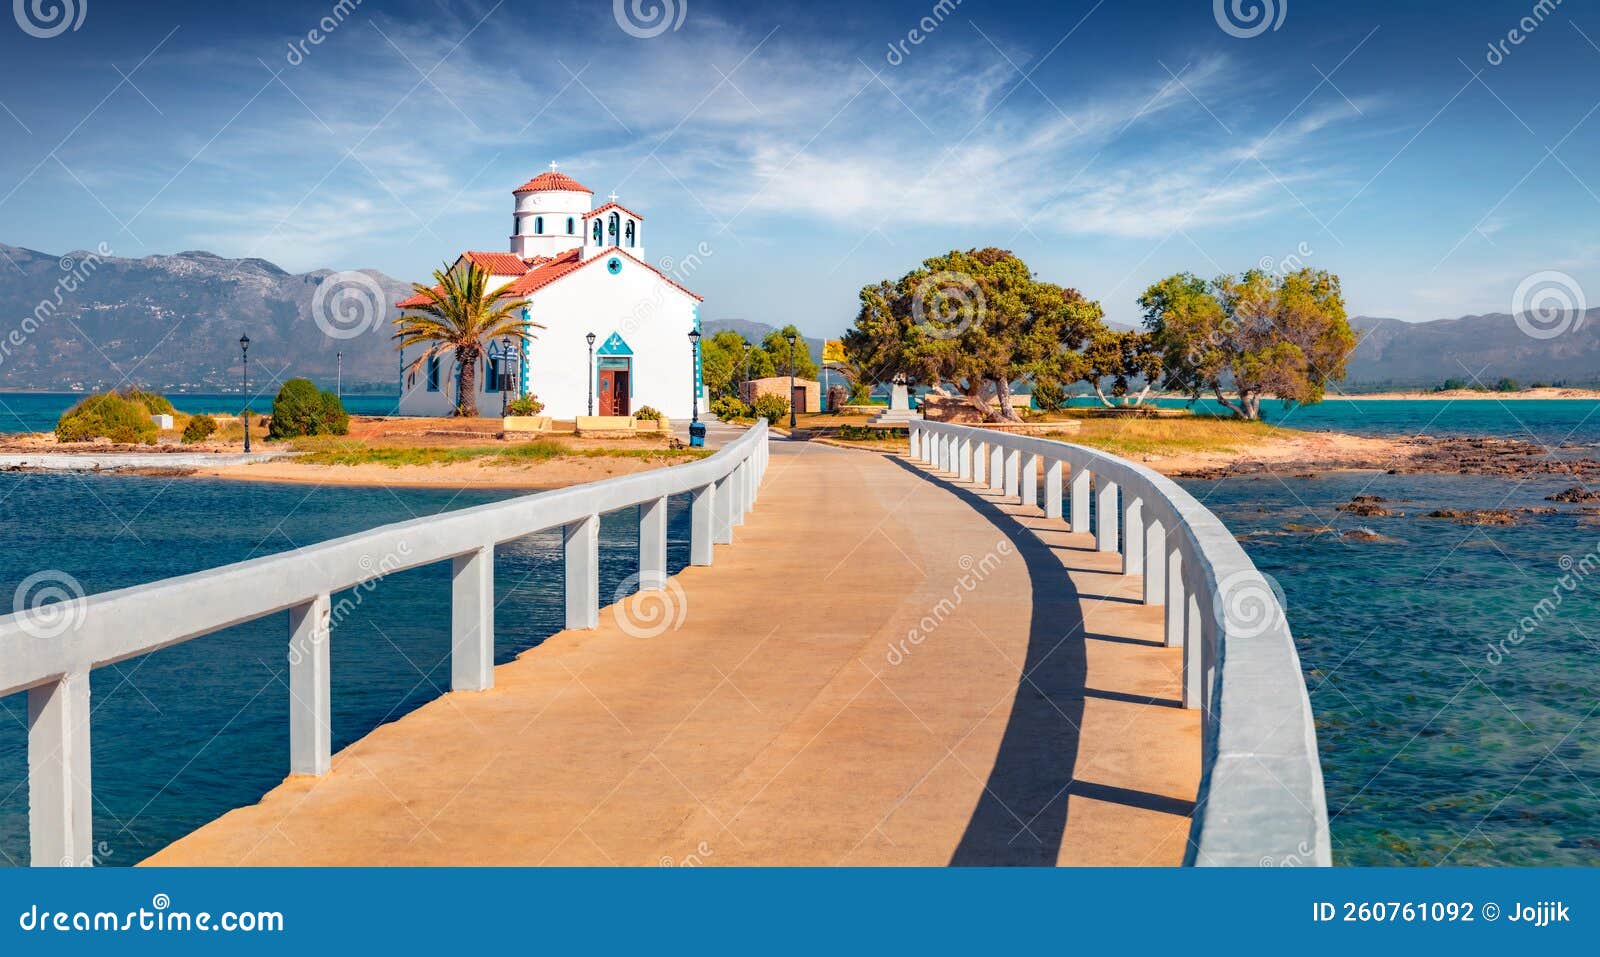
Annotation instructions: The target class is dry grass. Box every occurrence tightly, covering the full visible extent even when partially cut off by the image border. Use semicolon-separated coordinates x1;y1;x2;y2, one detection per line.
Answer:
1058;415;1287;458
286;436;709;468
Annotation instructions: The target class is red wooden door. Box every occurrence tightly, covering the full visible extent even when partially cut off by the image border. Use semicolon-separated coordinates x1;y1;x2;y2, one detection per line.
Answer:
599;369;617;415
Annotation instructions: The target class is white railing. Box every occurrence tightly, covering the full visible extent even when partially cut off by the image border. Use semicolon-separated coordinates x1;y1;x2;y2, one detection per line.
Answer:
1;421;769;867
909;421;1329;867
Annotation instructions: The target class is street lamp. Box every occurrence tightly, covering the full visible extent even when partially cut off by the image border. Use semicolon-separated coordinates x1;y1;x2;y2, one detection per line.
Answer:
785;331;798;429
239;333;251;453
336;350;342;400
585;331;597;416
495;336;514;417
688;329;705;448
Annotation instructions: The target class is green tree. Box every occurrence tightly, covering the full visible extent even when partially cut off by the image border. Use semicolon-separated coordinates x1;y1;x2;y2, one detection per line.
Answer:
1080;329;1164;406
757;325;817;381
698;330;771;398
843;249;1103;422
393;261;540;417
1139;268;1354;420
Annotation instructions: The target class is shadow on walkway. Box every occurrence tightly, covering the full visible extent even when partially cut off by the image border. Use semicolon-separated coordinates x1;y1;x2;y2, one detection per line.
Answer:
888;455;1194;865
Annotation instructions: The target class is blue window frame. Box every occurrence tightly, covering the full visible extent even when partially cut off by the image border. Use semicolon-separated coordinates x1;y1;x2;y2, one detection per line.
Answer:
534;216;543;235
592;219;602;243
485;357;500;393
566;216;575;233
625;221;635;247
426;355;440;392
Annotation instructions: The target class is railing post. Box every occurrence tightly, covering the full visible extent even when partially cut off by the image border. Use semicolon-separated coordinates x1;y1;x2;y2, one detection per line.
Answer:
958;437;972;481
909;425;921;460
1121;497;1144;574
1095;479;1119;552
1143;518;1166;605
973;440;987;484
988;444;1004;491
289;593;332;773
639;495;669;588
1070;467;1092;532
731;460;747;527
1185;592;1204;711
1043;458;1062;519
1165;546;1186;648
1003;448;1020;499
451;548;494;692
714;470;735;545
690;483;715;566
564;514;600;630
28;673;92;867
1021;453;1039;508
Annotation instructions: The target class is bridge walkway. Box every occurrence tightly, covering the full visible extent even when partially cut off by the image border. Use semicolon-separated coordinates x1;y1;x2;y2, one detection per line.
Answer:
147;438;1199;866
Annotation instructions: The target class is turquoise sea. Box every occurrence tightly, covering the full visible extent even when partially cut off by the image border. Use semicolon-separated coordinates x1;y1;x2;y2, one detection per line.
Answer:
1;394;1598;865
0;392;400;435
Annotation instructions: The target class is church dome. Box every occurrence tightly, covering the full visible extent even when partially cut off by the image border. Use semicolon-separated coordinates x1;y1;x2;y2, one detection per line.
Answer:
513;171;593;195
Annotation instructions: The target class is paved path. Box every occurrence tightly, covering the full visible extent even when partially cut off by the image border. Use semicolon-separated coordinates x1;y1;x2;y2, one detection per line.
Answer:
147;439;1199;866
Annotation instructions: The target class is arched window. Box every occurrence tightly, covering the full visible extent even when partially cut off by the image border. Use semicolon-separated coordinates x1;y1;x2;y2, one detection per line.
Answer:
513;216;519;235
592;220;602;244
624;220;636;247
608;212;620;244
534;216;543;235
566;217;575;233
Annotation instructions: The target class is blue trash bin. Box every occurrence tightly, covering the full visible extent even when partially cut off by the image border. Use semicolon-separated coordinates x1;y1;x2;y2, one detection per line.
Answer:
689;420;706;447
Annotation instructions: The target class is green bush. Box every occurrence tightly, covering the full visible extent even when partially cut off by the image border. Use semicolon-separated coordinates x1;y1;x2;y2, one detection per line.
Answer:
55;392;158;444
1494;377;1520;393
1030;378;1069;412
632;404;666;422
753;393;789;425
506;394;544;416
709;395;750;420
123;388;175;416
268;378;349;439
181;414;218;444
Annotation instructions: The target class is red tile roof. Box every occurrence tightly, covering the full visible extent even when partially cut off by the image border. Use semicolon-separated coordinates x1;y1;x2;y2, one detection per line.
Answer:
582;200;643;221
395;285;440;309
399;245;702;308
461;251;530;275
513;171;593;194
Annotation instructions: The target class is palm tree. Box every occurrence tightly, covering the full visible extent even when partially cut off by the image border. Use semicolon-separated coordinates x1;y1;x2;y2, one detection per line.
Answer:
393;261;542;417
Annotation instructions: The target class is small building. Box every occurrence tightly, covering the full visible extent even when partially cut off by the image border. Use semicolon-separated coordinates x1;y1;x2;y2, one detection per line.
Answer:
741;376;819;413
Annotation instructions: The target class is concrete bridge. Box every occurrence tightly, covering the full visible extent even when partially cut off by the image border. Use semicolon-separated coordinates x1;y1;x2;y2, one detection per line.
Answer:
2;419;1328;867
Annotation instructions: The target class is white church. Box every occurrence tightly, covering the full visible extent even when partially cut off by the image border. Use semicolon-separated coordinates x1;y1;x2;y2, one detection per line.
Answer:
396;166;704;419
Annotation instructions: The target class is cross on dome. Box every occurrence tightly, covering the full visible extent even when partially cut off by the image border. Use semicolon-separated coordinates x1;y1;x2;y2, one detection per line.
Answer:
548;160;559;172
608;191;619;202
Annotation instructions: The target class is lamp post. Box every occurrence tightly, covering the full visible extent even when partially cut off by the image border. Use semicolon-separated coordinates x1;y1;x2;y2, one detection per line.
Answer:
688;329;705;448
585;331;597;416
239;333;251;453
785;331;798;429
496;337;513;417
335;350;342;401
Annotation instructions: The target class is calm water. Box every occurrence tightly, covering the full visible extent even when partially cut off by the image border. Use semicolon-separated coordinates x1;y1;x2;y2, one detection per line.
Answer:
1180;470;1600;866
0;474;692;866
0;392;400;434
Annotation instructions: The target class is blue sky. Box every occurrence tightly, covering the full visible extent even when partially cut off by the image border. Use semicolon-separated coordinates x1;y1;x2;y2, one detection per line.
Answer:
1;0;1597;334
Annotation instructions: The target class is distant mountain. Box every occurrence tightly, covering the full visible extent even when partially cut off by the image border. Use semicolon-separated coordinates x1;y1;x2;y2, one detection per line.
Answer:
0;243;411;393
1345;311;1600;389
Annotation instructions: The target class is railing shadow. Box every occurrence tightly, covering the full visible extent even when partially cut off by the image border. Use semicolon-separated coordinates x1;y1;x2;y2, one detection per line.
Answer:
886;455;1091;865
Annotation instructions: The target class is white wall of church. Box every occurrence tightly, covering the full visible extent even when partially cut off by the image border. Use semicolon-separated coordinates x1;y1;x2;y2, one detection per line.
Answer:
523;255;698;420
511;188;592;259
